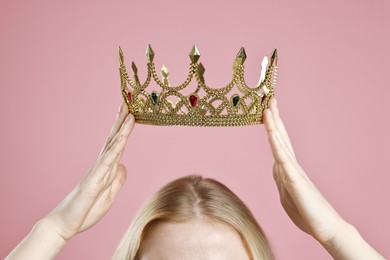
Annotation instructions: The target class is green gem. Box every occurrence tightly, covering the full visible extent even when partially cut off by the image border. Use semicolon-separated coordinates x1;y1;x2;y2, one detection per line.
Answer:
232;95;240;107
151;92;159;104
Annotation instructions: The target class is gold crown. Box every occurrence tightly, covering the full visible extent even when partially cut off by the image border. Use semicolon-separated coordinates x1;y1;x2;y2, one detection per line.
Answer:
119;45;278;127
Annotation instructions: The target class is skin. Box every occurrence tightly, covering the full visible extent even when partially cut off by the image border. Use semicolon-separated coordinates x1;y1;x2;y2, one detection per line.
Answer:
137;219;250;260
5;99;385;260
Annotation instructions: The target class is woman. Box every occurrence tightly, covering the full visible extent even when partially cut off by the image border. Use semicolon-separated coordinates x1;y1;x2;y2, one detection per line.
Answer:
5;99;385;259
114;175;273;260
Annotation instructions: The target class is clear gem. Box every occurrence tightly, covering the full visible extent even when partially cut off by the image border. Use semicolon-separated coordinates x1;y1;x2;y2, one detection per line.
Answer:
161;65;169;78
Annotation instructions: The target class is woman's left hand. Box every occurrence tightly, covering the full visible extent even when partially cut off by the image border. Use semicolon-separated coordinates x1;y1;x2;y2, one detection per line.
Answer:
263;98;385;259
263;98;345;244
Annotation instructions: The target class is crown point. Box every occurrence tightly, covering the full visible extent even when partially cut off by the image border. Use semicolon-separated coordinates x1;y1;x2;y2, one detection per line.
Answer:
189;45;201;63
235;47;247;65
198;63;205;76
161;65;169;78
198;63;206;83
146;44;155;62
131;61;138;74
270;49;278;66
258;56;269;84
119;46;124;64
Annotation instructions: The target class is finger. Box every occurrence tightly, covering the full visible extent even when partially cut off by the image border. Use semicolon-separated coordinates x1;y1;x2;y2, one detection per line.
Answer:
78;164;128;232
269;98;295;156
101;148;126;189
92;114;134;183
102;112;135;157
99;102;129;156
96;164;127;208
99;113;134;188
263;108;295;164
273;163;283;196
108;164;127;201
264;110;306;186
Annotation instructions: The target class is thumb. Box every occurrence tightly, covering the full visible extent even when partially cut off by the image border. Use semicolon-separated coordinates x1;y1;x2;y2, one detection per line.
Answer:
110;164;127;199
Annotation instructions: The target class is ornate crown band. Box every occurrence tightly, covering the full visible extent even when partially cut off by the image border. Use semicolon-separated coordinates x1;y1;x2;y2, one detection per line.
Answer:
119;45;278;127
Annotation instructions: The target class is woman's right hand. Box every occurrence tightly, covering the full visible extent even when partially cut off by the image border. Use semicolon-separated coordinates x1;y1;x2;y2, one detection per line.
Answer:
42;102;135;241
263;98;384;259
6;102;135;260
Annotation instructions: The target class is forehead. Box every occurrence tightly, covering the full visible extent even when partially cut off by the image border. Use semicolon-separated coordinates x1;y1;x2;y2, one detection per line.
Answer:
137;219;250;260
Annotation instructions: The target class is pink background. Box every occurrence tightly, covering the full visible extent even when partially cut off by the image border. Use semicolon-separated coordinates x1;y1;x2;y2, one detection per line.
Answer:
0;0;389;259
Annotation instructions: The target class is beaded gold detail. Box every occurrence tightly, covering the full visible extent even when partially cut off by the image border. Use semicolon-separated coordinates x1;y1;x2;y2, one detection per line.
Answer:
119;45;278;127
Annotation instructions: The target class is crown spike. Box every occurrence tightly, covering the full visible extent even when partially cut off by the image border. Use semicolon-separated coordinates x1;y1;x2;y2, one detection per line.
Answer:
198;63;205;83
258;56;268;84
270;49;278;66
161;65;169;78
131;61;138;74
145;44;155;62
235;47;247;65
198;63;205;76
189;45;201;63
119;46;124;64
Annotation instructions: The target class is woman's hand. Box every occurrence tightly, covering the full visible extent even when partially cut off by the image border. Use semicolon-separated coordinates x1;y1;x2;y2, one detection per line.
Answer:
263;98;344;243
43;102;135;241
6;103;135;260
263;98;384;259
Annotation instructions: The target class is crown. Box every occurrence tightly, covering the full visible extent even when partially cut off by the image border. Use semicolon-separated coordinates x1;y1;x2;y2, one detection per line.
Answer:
119;45;278;127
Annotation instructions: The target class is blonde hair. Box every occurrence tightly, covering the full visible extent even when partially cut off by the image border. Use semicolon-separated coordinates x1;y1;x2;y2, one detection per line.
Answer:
113;175;274;260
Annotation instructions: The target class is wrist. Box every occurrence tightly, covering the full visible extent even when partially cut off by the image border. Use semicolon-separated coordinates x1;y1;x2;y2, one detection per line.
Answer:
318;221;356;254
319;222;384;260
5;218;67;260
34;218;67;248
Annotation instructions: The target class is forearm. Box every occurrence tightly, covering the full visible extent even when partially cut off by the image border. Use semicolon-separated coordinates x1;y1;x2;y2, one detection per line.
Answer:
320;223;384;260
5;219;66;260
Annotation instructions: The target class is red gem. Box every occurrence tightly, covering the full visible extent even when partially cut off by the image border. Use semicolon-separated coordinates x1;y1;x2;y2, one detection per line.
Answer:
189;95;198;107
127;92;133;103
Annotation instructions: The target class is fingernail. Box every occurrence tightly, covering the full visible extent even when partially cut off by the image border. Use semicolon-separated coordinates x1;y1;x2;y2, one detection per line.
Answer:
117;103;124;117
266;108;272;118
125;114;133;122
272;98;277;107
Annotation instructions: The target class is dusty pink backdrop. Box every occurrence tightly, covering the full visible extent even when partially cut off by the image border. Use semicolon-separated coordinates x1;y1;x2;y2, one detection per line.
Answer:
0;0;389;259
